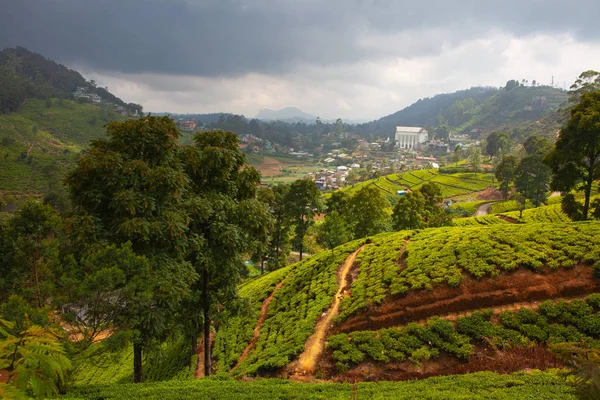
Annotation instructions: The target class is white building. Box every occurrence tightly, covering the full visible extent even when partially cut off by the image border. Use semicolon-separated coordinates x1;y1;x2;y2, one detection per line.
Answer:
395;126;429;149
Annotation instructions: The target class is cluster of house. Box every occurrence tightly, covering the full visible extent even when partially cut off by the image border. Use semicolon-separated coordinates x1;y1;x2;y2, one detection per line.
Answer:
72;87;133;116
73;87;102;104
312;164;359;190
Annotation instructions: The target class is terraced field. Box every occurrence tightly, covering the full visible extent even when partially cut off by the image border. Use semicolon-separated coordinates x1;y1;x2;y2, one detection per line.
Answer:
205;221;600;380
339;169;496;199
500;204;570;223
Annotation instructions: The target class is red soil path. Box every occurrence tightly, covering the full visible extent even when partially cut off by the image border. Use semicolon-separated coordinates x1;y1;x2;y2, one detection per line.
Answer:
289;246;365;377
230;279;287;372
335;264;600;334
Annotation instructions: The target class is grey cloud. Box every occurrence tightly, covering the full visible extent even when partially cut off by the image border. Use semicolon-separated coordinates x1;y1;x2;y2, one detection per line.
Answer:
0;0;598;77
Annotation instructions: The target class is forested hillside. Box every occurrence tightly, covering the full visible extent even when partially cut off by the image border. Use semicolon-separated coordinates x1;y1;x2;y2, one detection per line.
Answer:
0;47;135;114
356;83;568;139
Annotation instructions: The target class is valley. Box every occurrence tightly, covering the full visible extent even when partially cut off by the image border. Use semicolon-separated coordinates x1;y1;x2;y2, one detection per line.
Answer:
1;47;600;400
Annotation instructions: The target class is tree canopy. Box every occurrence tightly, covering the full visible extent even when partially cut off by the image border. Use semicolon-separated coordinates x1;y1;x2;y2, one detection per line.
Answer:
546;90;600;220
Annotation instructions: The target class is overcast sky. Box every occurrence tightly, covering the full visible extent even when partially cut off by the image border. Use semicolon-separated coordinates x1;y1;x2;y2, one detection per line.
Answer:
1;0;600;120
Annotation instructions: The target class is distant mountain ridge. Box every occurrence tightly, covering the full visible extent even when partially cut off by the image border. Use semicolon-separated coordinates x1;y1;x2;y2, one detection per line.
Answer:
256;107;316;122
356;84;568;139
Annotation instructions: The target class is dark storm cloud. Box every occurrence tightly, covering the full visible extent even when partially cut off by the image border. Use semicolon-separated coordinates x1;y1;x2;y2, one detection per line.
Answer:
0;0;598;77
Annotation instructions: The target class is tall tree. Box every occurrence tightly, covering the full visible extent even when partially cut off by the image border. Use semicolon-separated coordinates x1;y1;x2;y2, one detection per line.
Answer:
515;154;551;207
180;129;270;375
523;136;551;156
495;155;519;200
2;201;61;307
418;182;452;227
546;90;600;220
569;70;600;102
285;179;322;261
345;186;391;238
325;191;350;215
392;192;426;230
317;211;351;253
266;184;292;271
485;131;511;157
66;116;197;382
466;145;482;172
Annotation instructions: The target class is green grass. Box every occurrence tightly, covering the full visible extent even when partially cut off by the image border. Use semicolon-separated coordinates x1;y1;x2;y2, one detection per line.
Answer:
69;340;196;386
63;370;577;399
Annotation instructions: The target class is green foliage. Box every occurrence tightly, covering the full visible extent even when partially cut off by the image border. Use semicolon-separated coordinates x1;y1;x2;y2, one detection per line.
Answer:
285;178;322;259
0;200;62;306
212;267;290;372
231;240;364;376
332;294;600;372
0;98;126;195
0;313;71;399
336;169;496;200
501;203;570;223
495;155;518;200
546;90;600;220
551;342;600;400
486;131;511;157
392;191;426;230
317;211;352;251
69;339;196;386
345;185;391;238
66;116;197;382
338;222;600;320
181;129;270;375
515;153;552;207
63;370;578;400
452;215;508;226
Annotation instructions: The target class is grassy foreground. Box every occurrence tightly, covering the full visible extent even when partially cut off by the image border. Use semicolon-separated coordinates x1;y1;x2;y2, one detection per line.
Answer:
64;370;576;399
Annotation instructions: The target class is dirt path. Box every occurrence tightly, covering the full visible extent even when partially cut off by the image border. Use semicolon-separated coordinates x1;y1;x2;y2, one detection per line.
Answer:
411;294;591;325
291;246;364;377
473;203;491;217
336;264;600;334
497;214;518;223
230;279;287;372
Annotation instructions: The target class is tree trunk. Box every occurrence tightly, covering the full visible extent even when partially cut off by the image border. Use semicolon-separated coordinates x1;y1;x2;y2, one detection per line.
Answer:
33;248;41;308
299;242;303;261
203;268;211;376
260;259;264;275
191;334;198;358
133;342;143;383
583;166;594;220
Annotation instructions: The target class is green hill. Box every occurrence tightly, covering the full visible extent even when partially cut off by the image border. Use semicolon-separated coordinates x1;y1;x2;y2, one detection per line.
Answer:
0;46;136;114
0;47;139;196
0;98;126;195
336;168;496;200
196;221;600;380
357;83;568;140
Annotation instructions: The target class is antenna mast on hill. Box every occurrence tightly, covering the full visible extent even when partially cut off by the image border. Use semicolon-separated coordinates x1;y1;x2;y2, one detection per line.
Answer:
551;75;554;87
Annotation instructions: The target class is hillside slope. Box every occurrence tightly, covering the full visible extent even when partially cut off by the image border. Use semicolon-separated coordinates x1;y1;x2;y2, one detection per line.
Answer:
211;221;600;380
0;98;126;195
357;84;567;139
